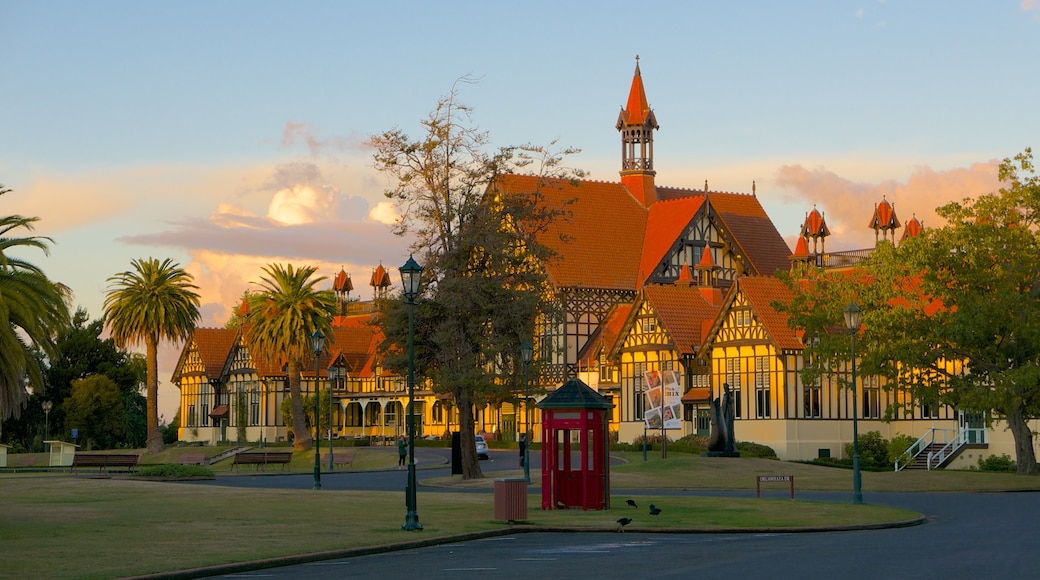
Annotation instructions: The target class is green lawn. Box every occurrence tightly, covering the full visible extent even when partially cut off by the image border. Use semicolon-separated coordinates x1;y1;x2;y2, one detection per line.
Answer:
1;449;1036;579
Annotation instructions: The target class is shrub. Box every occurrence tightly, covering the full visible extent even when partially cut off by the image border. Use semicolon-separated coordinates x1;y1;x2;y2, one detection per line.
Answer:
843;430;891;471
736;441;778;459
977;453;1016;472
888;433;918;467
136;464;214;478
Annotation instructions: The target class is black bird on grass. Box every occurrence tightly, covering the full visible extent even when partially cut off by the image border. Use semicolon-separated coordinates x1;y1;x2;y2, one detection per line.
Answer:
649;504;662;516
616;517;633;532
626;499;638;508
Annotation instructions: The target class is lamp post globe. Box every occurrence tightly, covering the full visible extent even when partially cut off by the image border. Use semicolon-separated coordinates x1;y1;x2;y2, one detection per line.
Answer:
399;255;423;531
844;301;863;505
311;329;325;491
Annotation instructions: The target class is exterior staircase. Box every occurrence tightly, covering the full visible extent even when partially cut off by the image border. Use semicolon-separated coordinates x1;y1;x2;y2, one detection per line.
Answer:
895;426;988;471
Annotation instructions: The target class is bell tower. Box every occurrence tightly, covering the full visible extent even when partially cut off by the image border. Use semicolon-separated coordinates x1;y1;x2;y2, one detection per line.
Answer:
616;56;659;207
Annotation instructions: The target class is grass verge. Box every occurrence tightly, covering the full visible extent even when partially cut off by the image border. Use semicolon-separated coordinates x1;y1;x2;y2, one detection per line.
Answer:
1;475;917;579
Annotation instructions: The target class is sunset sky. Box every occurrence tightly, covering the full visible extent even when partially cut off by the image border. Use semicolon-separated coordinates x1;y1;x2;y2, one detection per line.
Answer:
2;1;1038;420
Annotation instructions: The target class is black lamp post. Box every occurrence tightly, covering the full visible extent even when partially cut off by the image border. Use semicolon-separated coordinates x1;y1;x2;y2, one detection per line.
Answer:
400;254;423;531
520;342;533;484
843;301;863;505
42;400;52;440
311;329;325;491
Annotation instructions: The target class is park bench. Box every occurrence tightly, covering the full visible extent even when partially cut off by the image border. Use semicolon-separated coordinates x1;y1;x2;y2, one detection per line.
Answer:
179;453;207;466
70;453;140;473
231;451;292;471
322;451;355;470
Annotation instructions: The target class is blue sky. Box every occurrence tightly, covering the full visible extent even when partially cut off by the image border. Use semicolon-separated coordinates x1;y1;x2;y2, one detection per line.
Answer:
2;1;1038;417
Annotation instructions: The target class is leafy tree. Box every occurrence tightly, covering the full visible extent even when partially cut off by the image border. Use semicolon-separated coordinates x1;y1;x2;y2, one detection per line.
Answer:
64;375;127;450
37;308;147;448
370;84;580;479
780;148;1040;475
103;258;201;454
0;184;71;425
243;264;335;451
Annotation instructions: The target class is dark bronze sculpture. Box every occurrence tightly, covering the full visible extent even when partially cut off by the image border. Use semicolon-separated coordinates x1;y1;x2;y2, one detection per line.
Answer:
706;382;739;456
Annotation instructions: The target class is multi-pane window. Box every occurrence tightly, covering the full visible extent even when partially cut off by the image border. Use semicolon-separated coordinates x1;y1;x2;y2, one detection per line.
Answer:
188;404;197;428
804;381;822;418
201;402;210;427
250;389;260;426
921;400;939;419
863;376;881;419
725;358;742;418
633;362;647;419
754;356;770;418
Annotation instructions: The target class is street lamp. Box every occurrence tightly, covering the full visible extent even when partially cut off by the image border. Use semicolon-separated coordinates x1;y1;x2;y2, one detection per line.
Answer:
311;329;325;491
42;400;52;440
400;254;423;531
520;342;533;484
843;301;863;505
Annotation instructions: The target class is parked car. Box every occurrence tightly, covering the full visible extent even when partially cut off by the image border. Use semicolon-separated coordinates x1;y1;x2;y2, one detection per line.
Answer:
475;435;489;460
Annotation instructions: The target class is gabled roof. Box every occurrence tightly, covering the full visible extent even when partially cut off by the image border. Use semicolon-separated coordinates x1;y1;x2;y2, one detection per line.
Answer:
802;207;830;238
701;276;803;354
638;196;705;283
643;284;720;355
577;303;633;367
495;174;647;290
172;327;238;383
708;193;792;277
902;215;924;241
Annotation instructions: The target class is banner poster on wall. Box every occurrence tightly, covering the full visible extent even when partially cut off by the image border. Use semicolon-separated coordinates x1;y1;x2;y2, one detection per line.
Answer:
643;369;682;430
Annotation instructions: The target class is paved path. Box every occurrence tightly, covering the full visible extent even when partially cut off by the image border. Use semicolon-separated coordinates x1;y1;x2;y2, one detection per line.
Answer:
176;448;1040;579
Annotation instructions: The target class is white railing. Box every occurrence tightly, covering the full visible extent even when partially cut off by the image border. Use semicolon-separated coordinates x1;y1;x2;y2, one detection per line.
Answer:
894;425;989;471
894;426;955;471
927;427;988;470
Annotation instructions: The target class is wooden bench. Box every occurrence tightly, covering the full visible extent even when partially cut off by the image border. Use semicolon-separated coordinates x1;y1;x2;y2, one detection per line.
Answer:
70;453;140;473
179;453;207;466
322;451;355;470
231;451;292;471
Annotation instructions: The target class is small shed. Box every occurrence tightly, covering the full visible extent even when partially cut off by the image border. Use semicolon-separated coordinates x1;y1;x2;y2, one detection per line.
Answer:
0;443;9;468
46;441;78;467
538;378;613;511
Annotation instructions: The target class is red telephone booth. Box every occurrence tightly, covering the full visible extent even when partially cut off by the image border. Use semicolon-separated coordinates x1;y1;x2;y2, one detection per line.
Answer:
538;378;613;511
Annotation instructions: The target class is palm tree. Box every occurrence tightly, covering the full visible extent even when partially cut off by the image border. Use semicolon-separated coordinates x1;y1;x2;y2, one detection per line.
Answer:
0;185;71;422
103;258;200;454
244;263;335;451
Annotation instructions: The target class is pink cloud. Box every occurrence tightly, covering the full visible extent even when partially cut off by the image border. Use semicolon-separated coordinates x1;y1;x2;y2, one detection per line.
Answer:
775;159;1001;250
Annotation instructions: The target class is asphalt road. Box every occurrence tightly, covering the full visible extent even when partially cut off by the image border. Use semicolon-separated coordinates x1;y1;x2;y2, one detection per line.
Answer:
180;449;1040;579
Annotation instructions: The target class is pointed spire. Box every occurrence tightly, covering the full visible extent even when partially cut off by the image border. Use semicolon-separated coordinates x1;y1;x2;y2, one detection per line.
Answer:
901;214;924;243
675;264;694;285
869;196;901;242
617;56;659;207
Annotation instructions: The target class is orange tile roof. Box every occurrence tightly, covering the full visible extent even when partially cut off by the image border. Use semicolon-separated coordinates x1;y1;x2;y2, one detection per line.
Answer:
190;327;238;377
869;197;901;230
579;302;635;366
643;284;719;355
901;215;924;241
639;196;705;283
496;174;647;290
708;193;792;276
733;276;803;351
802;207;829;237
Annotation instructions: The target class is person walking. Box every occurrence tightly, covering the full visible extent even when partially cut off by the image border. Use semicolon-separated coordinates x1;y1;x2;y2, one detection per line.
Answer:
518;434;527;468
397;436;407;468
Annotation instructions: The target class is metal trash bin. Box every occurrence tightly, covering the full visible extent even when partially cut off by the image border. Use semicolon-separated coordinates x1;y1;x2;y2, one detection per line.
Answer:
494;478;528;522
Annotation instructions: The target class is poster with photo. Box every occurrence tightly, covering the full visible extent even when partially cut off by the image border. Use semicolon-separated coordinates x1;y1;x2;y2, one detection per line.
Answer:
643;369;682;430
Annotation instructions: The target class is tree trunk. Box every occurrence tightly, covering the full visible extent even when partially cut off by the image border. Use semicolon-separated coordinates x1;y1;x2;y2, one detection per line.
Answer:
145;338;164;454
1004;403;1039;475
288;361;312;451
456;392;483;480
